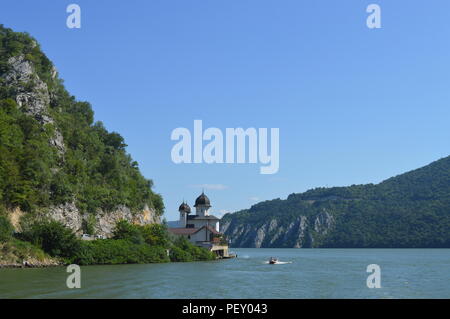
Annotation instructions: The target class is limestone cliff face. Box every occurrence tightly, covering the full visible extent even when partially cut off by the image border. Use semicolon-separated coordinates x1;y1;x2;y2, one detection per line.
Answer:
3;52;160;236
47;203;160;237
221;210;334;248
9;198;160;238
4;54;65;154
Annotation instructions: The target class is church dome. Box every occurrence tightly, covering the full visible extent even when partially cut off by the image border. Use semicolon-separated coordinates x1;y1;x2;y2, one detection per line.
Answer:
194;192;211;207
178;202;191;213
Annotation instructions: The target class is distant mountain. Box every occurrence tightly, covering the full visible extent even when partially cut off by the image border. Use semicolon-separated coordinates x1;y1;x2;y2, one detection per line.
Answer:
221;156;450;248
166;221;179;228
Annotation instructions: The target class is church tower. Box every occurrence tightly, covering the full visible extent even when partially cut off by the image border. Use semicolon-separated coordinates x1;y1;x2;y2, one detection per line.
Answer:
194;192;211;217
178;202;191;227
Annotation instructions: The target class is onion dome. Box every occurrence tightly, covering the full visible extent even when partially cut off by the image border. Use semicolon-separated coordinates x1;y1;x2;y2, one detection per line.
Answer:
194;192;211;207
178;202;191;213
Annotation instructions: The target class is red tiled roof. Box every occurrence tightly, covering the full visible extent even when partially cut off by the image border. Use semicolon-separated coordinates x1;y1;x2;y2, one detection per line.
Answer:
168;226;221;236
168;228;199;235
202;225;220;235
187;215;220;220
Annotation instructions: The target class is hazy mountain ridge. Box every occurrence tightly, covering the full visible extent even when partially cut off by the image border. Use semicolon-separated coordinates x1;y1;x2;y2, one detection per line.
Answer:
222;156;450;248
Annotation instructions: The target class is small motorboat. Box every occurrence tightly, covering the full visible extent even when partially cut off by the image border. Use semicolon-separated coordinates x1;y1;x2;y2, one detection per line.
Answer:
269;257;278;264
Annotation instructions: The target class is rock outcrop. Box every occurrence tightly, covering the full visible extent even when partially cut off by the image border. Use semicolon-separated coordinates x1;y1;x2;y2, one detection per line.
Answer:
0;257;61;268
221;211;334;248
4;54;65;154
92;204;160;237
9;204;160;238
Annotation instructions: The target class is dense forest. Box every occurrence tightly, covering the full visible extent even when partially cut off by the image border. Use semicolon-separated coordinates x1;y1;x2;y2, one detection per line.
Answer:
0;24;163;216
222;156;450;248
0;25;218;266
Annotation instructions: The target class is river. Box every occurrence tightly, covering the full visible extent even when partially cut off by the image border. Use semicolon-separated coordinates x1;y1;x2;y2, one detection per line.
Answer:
0;248;449;298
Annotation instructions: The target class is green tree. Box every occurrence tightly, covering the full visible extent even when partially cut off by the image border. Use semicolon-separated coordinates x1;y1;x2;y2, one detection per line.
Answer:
20;220;80;258
141;223;170;247
0;215;13;242
112;220;144;244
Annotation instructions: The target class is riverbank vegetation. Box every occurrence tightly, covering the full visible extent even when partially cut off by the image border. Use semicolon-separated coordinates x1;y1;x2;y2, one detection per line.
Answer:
0;214;57;266
1;214;215;266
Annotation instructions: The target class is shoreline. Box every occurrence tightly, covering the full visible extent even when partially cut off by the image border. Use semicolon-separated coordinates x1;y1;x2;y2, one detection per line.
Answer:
0;257;223;269
0;260;62;269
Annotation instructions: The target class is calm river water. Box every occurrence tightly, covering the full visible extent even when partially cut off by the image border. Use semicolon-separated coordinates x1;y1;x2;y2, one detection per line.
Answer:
0;248;449;298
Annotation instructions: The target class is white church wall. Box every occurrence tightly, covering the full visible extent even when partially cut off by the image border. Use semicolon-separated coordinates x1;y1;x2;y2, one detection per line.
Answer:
188;219;219;231
191;229;208;243
195;206;210;217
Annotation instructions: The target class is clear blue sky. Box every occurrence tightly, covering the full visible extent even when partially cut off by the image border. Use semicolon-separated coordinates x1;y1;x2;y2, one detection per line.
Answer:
2;0;449;221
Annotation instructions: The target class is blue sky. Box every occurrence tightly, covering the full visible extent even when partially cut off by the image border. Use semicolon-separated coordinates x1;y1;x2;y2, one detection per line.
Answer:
1;0;449;221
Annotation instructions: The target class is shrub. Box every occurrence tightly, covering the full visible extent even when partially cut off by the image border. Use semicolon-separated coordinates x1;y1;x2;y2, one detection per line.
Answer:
112;220;144;244
169;246;193;262
171;237;216;262
141;223;170;247
0;215;13;242
82;214;96;234
20;220;80;258
8;238;48;261
72;239;169;265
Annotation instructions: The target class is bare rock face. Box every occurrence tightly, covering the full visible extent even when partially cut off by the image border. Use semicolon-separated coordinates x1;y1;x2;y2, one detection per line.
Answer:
254;226;266;248
269;223;285;245
5;55;52;124
93;205;160;238
268;219;278;233
4;55;65;155
8;207;25;232
222;212;335;248
46;203;160;237
292;216;308;248
314;210;334;234
5;55;34;82
47;203;83;233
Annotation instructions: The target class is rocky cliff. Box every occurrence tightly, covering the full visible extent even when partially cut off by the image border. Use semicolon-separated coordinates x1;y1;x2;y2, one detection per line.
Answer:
221;210;334;248
4;54;65;154
47;203;159;237
0;26;162;236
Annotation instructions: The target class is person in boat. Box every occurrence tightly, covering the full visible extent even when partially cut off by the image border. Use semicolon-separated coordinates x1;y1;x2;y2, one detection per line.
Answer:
269;257;278;264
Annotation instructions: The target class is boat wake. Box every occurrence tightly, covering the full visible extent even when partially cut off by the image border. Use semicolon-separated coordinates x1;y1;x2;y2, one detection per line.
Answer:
264;261;292;265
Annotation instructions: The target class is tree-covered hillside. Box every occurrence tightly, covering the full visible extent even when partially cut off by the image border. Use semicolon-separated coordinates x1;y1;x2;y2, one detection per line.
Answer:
222;156;450;248
0;25;163;216
0;25;195;266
